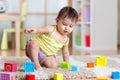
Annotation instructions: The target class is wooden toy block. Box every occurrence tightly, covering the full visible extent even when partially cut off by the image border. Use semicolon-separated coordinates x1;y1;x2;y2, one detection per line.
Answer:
24;62;34;72
4;62;17;72
26;74;35;80
87;62;94;68
60;61;71;70
111;71;120;79
54;73;63;80
96;56;107;66
96;76;109;80
71;65;80;72
0;72;16;80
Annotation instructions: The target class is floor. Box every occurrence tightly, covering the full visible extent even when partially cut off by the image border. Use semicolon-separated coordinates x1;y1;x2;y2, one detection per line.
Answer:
0;47;120;80
0;46;120;57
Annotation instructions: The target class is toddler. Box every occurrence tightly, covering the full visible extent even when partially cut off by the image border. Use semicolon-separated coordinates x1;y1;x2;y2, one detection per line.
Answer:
24;6;78;70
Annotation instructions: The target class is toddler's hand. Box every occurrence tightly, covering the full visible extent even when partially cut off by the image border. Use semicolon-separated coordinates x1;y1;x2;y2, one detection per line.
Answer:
24;28;37;34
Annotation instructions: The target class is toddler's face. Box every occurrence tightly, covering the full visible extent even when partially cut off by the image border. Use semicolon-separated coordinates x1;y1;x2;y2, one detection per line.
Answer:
57;18;76;35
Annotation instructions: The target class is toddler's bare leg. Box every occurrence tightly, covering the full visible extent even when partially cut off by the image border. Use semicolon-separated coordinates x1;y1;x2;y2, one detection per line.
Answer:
42;56;58;68
26;40;42;70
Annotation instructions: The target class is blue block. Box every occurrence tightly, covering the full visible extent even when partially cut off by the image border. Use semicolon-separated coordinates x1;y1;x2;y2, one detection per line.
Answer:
71;65;80;72
111;71;120;79
24;62;34;73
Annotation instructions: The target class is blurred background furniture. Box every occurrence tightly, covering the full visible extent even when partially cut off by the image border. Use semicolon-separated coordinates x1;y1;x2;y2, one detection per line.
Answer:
0;14;20;51
0;1;28;50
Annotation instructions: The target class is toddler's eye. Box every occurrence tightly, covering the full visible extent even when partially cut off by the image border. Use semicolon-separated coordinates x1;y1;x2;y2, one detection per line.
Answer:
69;25;73;28
70;26;72;28
62;22;67;26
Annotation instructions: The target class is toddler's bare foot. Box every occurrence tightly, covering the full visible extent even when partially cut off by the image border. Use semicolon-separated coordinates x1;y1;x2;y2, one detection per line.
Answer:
35;65;43;70
36;67;43;71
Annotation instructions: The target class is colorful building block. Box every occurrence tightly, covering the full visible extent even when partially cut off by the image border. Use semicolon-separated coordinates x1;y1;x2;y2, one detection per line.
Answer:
71;65;80;72
26;74;35;80
96;56;107;66
87;62;94;68
85;34;90;47
0;72;16;80
60;61;71;70
111;71;120;79
24;62;34;73
4;63;17;72
54;73;63;80
96;76;109;80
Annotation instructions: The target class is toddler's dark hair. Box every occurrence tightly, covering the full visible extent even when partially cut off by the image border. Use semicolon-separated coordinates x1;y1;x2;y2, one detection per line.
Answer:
56;6;78;23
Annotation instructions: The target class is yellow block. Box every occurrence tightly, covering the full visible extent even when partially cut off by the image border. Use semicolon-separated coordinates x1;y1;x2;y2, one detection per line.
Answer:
96;56;107;66
54;73;63;80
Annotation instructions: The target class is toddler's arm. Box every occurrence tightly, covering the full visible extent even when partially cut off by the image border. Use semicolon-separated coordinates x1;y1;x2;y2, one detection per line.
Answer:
24;26;54;34
62;45;69;62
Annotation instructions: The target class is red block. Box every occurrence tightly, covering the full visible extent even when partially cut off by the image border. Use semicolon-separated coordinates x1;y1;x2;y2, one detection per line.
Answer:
85;34;90;47
26;74;35;80
4;63;17;72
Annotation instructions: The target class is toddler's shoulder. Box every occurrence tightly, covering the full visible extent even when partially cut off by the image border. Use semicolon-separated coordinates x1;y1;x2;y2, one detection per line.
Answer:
45;25;55;34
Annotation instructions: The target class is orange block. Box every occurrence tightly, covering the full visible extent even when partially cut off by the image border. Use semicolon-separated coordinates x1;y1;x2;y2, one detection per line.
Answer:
96;77;109;80
87;62;94;68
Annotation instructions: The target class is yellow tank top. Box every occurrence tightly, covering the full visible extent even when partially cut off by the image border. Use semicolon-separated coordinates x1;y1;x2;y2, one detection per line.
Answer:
30;26;69;55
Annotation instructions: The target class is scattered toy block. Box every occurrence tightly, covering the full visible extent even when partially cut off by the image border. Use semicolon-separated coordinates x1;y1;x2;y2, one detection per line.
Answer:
60;61;71;70
111;71;120;79
0;72;16;80
87;62;94;68
26;74;35;80
24;62;34;72
96;56;107;66
4;63;17;72
54;73;63;80
71;65;80;72
96;76;109;80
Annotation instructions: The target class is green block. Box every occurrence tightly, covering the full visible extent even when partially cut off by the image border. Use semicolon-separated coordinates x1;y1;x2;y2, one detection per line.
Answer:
75;32;81;46
60;61;71;69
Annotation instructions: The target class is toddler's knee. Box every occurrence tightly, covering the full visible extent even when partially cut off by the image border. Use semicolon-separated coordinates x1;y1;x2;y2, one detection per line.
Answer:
50;63;58;68
45;61;58;68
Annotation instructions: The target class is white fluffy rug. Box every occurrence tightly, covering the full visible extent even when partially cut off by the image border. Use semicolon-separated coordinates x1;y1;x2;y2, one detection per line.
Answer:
0;55;120;80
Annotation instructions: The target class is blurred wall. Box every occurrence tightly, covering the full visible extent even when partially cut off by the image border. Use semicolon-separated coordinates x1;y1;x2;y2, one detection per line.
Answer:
118;0;120;45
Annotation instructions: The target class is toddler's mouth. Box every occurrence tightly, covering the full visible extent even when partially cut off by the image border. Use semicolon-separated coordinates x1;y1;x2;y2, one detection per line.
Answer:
63;30;68;33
